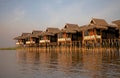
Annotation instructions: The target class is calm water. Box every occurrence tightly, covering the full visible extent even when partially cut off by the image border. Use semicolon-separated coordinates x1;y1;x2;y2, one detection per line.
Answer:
0;49;120;78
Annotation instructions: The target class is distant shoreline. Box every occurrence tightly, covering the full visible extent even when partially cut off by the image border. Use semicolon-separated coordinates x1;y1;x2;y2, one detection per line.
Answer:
0;47;16;50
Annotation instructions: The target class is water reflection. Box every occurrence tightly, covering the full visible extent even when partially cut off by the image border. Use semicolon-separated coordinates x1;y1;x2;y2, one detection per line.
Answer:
16;49;120;78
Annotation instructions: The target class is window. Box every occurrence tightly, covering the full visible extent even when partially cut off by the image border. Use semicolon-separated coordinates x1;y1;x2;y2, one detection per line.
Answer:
58;33;62;38
96;29;100;35
84;30;89;36
67;33;71;38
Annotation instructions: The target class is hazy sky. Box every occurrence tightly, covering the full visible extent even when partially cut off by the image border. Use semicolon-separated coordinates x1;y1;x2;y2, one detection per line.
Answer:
0;0;120;48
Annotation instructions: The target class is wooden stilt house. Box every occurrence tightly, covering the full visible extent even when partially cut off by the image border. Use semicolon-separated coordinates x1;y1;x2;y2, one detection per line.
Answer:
82;18;108;47
39;28;60;46
25;30;42;47
14;33;31;47
80;18;119;47
58;23;80;46
112;20;120;38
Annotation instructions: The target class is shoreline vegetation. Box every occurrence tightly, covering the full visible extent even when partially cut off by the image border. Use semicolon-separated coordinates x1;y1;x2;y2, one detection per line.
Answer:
0;47;16;50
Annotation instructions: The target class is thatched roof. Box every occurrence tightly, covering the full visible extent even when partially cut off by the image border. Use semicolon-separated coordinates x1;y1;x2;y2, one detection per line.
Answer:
90;18;108;26
112;20;120;30
30;34;38;38
90;18;118;29
14;36;22;40
61;23;80;33
30;30;42;38
112;20;120;26
32;30;42;34
46;28;60;34
78;18;110;31
79;25;88;31
108;24;118;28
79;24;108;31
38;27;60;36
21;33;31;37
39;31;54;36
14;33;31;40
21;33;31;39
61;29;76;33
64;23;79;29
88;24;108;30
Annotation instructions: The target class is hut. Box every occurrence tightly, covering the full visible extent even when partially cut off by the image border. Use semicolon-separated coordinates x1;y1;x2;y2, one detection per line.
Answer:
14;33;31;47
112;20;120;38
79;18;108;47
58;23;81;46
25;30;42;47
80;18;119;47
14;36;24;46
39;28;60;46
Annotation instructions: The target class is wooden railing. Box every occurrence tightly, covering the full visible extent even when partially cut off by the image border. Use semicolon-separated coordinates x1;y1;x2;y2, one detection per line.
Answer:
18;39;120;48
84;35;101;40
16;42;23;45
26;41;35;44
58;38;71;42
39;40;50;43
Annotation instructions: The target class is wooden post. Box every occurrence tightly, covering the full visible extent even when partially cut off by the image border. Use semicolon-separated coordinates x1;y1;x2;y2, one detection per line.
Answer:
82;31;84;48
94;29;97;48
100;30;102;48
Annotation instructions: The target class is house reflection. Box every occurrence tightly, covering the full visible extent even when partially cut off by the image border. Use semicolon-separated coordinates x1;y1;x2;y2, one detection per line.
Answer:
16;49;120;78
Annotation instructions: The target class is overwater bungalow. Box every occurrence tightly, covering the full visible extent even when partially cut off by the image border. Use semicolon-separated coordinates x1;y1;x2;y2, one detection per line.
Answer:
80;18;119;47
39;28;60;46
14;18;120;48
14;36;24;46
14;33;31;47
25;30;42;47
112;20;120;38
58;23;81;46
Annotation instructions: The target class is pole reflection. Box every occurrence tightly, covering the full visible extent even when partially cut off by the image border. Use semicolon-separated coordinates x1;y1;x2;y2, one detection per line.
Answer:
16;48;120;78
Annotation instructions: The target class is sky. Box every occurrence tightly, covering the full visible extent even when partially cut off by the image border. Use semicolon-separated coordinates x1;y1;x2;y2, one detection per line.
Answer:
0;0;120;48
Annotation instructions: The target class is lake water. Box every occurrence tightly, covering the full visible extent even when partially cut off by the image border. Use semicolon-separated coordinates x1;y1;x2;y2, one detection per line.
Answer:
0;49;120;78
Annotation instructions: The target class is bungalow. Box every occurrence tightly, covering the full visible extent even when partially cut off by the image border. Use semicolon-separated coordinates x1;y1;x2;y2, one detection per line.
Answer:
39;28;60;45
25;30;42;46
82;18;108;45
80;18;119;47
58;23;80;46
14;33;31;46
112;20;120;38
14;36;24;46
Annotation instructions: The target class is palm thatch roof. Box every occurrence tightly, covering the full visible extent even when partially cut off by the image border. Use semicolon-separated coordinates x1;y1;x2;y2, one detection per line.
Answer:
30;30;42;38
112;20;120;30
14;36;22;40
79;25;88;31
38;28;60;36
40;31;54;36
32;30;42;34
21;33;31;36
46;28;60;34
21;33;31;39
108;24;118;28
61;23;80;33
14;33;31;40
79;24;108;32
88;24;108;30
90;18;108;26
112;20;120;26
79;18;111;31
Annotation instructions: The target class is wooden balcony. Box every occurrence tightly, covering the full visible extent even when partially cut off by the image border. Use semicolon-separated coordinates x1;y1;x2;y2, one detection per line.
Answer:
58;38;71;42
39;40;50;43
26;41;35;44
84;35;101;40
16;42;23;45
